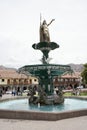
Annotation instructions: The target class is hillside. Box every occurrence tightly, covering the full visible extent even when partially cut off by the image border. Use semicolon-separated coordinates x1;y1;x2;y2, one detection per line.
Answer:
0;64;85;73
68;63;84;72
0;65;17;71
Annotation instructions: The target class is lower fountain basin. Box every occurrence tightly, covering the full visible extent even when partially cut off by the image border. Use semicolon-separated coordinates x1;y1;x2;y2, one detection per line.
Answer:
0;97;87;121
0;98;87;112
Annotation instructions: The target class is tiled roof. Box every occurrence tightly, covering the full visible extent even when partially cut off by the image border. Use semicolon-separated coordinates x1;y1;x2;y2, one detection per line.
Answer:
61;72;81;78
0;69;27;79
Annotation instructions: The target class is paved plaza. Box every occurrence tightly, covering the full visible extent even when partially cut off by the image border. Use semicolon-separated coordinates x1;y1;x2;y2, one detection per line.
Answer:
0;116;87;130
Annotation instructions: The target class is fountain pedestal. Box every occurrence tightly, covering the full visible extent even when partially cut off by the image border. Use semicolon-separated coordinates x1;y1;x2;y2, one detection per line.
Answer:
19;42;71;105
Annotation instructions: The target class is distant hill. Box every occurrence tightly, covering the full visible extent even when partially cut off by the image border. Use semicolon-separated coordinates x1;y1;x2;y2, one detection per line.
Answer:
0;65;17;71
0;64;85;73
0;65;6;70
68;63;84;72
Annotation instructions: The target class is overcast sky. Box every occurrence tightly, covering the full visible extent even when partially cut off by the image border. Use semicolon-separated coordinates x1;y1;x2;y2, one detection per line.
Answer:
0;0;87;68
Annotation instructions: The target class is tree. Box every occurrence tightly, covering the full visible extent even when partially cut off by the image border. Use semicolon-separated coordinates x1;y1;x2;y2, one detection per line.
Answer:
81;63;87;84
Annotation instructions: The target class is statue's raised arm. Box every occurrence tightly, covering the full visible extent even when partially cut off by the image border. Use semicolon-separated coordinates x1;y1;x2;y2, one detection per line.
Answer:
47;19;55;26
40;18;55;43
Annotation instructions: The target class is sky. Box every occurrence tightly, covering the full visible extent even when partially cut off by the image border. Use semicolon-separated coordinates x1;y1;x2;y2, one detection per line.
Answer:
0;0;87;69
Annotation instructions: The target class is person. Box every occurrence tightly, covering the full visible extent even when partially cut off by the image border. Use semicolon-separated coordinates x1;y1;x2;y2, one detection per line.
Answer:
40;18;55;42
12;88;16;96
0;88;2;97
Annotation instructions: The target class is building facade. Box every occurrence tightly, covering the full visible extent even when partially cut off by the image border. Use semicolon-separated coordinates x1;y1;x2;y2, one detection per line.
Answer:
53;72;81;89
0;69;38;92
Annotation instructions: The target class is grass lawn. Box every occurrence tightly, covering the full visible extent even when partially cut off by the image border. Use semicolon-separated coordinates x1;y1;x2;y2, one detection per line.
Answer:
80;92;87;96
63;91;87;96
63;92;71;96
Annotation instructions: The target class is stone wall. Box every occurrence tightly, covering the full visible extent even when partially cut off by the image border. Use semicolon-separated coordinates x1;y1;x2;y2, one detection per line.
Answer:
0;109;87;121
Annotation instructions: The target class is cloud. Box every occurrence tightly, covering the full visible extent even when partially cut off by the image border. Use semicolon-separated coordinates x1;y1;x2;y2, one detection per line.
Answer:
0;0;87;68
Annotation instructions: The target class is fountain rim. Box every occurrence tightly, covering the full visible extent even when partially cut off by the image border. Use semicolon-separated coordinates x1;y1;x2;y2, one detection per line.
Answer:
21;64;71;67
0;96;87;121
19;64;71;73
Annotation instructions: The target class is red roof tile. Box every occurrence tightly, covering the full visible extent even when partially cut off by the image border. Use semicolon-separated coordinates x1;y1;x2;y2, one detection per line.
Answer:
0;70;27;79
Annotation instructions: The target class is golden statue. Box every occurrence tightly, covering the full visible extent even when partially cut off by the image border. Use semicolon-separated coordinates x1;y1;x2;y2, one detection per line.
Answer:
40;15;55;42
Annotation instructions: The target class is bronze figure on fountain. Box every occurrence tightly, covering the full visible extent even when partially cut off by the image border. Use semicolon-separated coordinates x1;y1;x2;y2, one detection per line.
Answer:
40;18;55;43
32;16;59;64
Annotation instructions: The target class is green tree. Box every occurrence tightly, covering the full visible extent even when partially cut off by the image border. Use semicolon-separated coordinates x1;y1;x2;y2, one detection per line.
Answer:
81;63;87;84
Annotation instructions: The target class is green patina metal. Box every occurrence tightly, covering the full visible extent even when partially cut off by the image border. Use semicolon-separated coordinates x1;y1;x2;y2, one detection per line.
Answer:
19;19;72;98
32;42;59;60
21;64;71;76
19;63;72;95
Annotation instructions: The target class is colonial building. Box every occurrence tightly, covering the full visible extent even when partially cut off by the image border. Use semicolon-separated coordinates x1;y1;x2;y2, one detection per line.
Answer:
0;69;38;92
53;72;81;89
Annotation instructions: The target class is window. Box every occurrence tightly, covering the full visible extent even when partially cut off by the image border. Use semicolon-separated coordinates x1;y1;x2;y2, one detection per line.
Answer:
2;79;4;82
30;79;32;84
14;79;16;82
8;79;10;84
34;79;37;82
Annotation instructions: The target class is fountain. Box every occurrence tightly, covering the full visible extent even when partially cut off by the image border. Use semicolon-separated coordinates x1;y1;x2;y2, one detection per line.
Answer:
19;17;72;105
0;17;87;121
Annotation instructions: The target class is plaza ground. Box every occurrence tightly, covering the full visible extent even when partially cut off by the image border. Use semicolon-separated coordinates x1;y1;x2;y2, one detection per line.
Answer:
0;116;87;130
0;94;87;130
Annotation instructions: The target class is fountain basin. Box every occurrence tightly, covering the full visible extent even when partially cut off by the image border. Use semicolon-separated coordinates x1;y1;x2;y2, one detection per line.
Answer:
0;97;87;121
19;64;71;104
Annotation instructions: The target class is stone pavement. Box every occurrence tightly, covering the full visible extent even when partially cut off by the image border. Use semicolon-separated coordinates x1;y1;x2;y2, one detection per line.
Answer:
0;116;87;130
1;93;21;99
